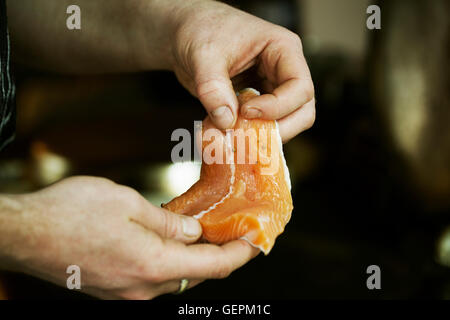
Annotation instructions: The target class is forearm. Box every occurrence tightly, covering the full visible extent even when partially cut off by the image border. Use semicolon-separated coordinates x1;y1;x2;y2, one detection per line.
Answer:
0;194;28;272
6;0;191;73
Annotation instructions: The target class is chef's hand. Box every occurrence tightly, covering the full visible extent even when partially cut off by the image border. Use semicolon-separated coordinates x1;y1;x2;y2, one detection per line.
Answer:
8;0;314;143
0;176;259;299
168;0;315;142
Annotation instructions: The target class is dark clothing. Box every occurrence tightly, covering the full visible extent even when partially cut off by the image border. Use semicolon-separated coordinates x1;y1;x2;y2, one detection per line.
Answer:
0;0;15;151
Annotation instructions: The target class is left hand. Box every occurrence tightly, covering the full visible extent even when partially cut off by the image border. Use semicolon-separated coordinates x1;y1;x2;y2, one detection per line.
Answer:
0;176;258;300
167;0;315;142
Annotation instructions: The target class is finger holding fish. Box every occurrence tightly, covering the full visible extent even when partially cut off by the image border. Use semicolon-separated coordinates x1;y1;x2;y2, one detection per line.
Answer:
158;238;260;281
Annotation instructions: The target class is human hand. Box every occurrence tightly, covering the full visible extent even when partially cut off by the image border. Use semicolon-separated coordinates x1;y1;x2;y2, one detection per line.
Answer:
167;0;315;142
0;176;258;299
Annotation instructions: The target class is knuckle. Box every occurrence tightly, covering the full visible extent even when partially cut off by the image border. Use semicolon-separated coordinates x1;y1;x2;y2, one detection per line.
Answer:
120;186;145;212
217;267;232;279
268;94;281;119
290;32;302;45
163;213;179;239
213;262;232;279
274;99;282;120
307;81;315;100
280;28;302;48
195;78;222;99
301;80;315;103
305;100;316;130
195;77;231;103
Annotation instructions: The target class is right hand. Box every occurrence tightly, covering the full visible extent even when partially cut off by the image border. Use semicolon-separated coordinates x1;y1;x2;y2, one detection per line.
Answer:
1;176;259;299
165;0;315;142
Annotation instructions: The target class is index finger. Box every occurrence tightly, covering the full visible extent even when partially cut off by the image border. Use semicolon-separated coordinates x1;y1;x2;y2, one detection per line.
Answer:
159;239;260;280
241;38;314;120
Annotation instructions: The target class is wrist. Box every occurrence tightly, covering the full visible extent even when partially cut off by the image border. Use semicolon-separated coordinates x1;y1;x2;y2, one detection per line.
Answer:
132;0;205;71
0;194;30;272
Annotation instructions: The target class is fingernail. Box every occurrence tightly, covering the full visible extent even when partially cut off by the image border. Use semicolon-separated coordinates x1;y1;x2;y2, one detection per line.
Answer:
182;217;201;237
211;106;234;129
244;107;262;119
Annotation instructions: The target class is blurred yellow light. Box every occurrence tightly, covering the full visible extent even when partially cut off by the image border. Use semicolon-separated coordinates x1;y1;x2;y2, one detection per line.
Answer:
31;141;70;186
437;227;450;268
37;152;70;185
163;162;200;197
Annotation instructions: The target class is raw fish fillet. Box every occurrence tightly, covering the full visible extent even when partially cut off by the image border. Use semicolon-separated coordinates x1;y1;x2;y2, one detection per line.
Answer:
163;88;293;254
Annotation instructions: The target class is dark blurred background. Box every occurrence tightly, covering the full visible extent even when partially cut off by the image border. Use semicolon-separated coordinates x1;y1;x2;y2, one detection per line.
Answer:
1;0;449;299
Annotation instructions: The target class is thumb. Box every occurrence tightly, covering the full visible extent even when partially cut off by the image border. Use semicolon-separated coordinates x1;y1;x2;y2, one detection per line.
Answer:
194;59;238;130
137;206;203;244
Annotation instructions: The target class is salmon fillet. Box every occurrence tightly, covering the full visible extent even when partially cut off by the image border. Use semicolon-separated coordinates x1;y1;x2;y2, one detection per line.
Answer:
163;88;293;254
